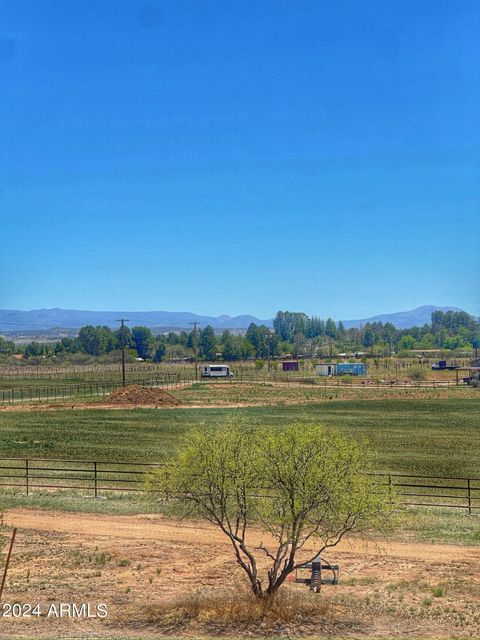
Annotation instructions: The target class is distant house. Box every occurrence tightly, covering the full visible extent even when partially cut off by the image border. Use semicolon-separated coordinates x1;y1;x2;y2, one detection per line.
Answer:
316;364;336;376
282;361;299;372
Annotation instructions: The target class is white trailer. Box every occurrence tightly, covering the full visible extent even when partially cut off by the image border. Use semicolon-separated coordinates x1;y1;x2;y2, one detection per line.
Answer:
316;364;336;376
200;364;234;378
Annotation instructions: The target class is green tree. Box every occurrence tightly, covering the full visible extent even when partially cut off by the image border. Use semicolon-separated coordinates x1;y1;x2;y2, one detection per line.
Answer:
325;318;337;339
0;337;16;355
418;333;435;350
54;337;80;354
276;339;293;355
221;331;241;361
77;325;115;355
444;335;467;350
78;325;102;355
166;343;191;360
239;337;255;360
178;331;189;346
305;316;325;339
398;334;417;351
472;330;480;358
199;325;217;360
99;326;117;353
114;325;133;350
382;322;396;354
147;422;394;602
246;323;276;359
273;311;307;342
362;325;375;352
131;326;154;359
152;339;167;362
24;341;44;357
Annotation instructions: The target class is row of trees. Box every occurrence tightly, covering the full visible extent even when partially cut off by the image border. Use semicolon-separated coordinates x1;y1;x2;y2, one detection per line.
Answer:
272;310;480;356
2;309;478;362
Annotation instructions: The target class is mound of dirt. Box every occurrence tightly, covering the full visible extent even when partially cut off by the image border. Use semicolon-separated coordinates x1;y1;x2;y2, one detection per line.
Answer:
103;384;181;406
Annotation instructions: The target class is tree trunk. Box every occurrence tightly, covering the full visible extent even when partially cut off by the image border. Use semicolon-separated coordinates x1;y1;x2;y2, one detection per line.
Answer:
264;567;293;600
250;579;264;599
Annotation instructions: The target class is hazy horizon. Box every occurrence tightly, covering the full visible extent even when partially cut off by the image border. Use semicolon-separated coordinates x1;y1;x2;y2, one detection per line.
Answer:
0;303;475;324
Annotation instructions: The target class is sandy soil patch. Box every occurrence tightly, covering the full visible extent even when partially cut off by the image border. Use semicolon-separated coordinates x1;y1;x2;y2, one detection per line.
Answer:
0;509;479;638
101;384;181;406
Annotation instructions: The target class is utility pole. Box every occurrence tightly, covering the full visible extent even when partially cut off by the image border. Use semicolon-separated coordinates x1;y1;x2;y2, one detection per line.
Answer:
117;319;130;386
189;321;200;381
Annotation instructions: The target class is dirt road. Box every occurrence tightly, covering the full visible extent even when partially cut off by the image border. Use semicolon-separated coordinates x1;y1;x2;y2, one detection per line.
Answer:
1;508;479;638
4;508;478;563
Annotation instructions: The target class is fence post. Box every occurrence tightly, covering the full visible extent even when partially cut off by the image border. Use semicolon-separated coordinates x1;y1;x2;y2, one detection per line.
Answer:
25;459;29;496
0;527;17;600
94;462;98;498
467;478;472;515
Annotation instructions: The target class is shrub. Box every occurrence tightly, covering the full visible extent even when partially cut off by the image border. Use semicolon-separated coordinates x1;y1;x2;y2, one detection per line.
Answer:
407;367;427;382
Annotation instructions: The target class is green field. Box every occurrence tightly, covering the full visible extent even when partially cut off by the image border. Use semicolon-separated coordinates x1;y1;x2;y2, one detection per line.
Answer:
0;398;479;476
1;398;480;546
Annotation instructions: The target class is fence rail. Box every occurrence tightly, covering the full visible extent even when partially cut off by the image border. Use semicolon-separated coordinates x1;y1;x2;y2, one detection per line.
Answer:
0;457;159;497
0;371;469;405
0;457;478;513
0;358;474;379
0;374;183;404
375;473;480;514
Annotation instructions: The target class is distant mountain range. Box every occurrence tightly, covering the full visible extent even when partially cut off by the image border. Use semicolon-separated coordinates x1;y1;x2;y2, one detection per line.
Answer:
0;305;472;335
341;305;467;330
0;308;272;332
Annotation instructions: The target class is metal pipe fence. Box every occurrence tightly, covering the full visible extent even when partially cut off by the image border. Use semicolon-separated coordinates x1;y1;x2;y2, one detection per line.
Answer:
374;473;480;514
0;371;469;404
0;457;159;496
0;457;478;513
0;374;186;404
0;358;474;378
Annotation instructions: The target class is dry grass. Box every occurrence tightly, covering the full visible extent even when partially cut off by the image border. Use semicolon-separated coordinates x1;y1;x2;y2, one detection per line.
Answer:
138;585;332;635
174;382;477;406
3;509;480;638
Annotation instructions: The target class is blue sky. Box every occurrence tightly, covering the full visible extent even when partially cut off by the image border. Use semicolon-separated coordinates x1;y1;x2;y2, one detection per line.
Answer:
1;0;479;319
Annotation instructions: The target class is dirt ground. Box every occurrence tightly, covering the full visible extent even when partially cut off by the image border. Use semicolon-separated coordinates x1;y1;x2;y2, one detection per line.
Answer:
0;381;476;413
101;384;181;406
1;509;479;639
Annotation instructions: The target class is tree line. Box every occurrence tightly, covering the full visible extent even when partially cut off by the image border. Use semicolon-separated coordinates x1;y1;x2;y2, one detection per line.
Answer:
1;309;478;362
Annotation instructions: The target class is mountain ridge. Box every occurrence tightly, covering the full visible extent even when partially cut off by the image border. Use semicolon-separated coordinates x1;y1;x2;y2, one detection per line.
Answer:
341;305;466;330
0;308;272;332
0;305;473;333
